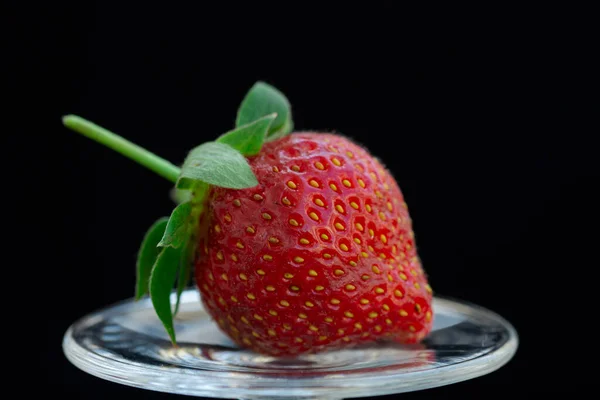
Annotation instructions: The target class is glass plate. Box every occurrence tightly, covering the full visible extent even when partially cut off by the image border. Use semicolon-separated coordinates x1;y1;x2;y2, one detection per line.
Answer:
63;289;518;399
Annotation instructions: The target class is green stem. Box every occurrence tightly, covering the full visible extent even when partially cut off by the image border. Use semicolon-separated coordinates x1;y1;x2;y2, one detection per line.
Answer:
62;114;181;183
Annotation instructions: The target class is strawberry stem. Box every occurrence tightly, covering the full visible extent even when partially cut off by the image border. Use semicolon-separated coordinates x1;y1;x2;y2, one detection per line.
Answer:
62;114;181;183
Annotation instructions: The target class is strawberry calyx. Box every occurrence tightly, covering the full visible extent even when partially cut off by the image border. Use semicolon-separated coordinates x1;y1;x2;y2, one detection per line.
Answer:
63;81;294;344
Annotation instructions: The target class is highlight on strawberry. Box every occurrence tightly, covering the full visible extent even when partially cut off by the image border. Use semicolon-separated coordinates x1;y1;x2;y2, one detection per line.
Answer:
63;82;434;356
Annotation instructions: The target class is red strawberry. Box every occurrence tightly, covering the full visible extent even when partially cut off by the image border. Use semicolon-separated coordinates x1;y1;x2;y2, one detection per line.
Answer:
194;133;433;356
63;81;434;357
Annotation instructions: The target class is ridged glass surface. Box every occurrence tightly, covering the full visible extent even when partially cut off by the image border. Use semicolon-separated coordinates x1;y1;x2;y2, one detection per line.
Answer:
63;290;517;399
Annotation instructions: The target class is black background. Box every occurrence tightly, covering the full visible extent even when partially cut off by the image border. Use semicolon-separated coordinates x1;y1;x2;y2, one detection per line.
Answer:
7;2;597;398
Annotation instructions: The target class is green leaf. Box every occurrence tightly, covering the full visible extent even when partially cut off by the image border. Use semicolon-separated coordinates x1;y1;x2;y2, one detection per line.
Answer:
174;239;194;315
192;181;210;200
149;246;182;344
267;112;294;141
236;81;293;137
158;201;191;248
177;142;258;190
169;187;192;204
173;183;206;314
135;217;169;300
217;113;277;156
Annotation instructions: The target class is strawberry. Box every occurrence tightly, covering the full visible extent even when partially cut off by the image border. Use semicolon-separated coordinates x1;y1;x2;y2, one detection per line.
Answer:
63;81;434;357
195;133;433;356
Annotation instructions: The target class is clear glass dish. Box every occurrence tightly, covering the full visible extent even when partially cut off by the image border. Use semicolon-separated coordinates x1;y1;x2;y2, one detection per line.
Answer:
63;289;518;399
